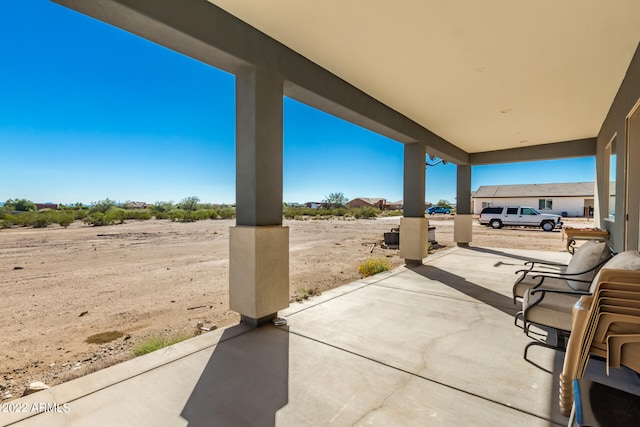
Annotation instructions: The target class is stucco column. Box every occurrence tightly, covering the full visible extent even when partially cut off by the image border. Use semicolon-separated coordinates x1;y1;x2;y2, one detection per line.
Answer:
454;164;473;246
401;141;428;264
230;67;289;326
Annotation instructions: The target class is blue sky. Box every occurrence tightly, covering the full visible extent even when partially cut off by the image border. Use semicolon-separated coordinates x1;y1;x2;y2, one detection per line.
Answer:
0;1;596;206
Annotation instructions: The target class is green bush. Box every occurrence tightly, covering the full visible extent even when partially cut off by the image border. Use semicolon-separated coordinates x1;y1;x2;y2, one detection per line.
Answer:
32;211;55;228
150;201;174;219
1;198;234;228
178;196;200;212
284;206;380;220
90;198;117;214
108;208;127;224
73;209;89;220
218;207;235;219
357;257;391;277
84;212;115;226
0;213;19;227
206;209;220;219
11;211;35;226
133;333;191;356
57;212;75;228
4;198;36;212
169;210;185;222
349;207;380;219
123;209;152;220
193;210;211;221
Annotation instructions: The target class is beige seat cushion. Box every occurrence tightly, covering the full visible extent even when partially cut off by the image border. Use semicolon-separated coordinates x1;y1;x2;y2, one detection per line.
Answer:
566;241;611;291
523;289;581;331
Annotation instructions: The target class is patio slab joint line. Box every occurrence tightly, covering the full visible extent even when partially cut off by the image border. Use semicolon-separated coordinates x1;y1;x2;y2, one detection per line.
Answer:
281;327;565;426
285;267;407;318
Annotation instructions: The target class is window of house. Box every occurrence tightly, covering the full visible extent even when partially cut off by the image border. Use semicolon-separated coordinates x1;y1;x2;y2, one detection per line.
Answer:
606;137;617;220
482;202;492;209
538;199;552;210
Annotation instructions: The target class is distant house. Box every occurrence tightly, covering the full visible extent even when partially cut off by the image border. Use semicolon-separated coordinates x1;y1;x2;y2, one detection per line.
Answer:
472;182;595;217
387;200;403;210
125;201;150;209
348;197;388;210
35;203;58;210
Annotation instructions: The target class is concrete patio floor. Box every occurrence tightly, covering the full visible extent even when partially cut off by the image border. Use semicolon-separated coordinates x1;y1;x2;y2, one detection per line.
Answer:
3;246;640;426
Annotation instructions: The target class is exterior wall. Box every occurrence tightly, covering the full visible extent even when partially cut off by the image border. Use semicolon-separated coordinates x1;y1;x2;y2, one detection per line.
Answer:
348;199;387;209
35;203;59;210
472;197;588;217
305;202;326;209
596;42;640;252
348;199;373;209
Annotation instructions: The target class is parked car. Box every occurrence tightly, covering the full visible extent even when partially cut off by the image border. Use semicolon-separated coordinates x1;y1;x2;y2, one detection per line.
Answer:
426;206;452;215
478;206;562;231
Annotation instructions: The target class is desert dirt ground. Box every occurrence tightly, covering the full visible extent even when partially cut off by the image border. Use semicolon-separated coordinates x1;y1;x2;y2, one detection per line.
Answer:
0;215;594;400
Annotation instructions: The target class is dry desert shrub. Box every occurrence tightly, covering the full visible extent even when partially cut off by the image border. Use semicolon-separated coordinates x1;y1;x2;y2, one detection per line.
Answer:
357;257;390;277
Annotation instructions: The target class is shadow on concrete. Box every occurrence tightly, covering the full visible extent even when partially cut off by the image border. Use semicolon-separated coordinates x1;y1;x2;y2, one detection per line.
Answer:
181;325;289;427
407;264;518;317
410;257;568;423
466;245;566;268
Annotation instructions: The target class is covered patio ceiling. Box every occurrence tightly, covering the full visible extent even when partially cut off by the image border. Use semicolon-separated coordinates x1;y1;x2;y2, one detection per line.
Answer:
51;0;640;165
209;0;640;156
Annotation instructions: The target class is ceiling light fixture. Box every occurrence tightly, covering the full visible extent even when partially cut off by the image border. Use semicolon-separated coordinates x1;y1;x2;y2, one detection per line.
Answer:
426;155;448;167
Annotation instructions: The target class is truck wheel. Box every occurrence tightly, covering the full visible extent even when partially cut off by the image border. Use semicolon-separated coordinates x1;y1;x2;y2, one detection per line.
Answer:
490;219;502;229
542;221;554;232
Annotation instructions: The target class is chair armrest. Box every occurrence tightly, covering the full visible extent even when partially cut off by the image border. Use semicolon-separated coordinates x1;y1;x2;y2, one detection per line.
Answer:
516;260;567;276
530;288;591;296
524;260;568;268
516;269;575;278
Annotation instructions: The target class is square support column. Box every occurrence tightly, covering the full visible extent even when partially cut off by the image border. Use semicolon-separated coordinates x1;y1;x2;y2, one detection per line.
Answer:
236;67;284;227
455;165;473;246
231;67;288;326
230;226;289;325
400;217;429;262
402;141;428;264
454;215;473;246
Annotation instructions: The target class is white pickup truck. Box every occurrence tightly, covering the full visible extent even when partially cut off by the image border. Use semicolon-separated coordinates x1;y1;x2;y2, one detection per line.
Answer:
478;206;563;232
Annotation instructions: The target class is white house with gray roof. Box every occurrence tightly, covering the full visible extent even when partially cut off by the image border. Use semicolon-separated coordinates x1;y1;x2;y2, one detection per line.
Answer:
472;182;595;217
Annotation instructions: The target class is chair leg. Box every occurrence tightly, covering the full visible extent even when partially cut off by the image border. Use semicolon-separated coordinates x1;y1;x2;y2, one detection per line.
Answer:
556;330;570;348
559;373;574;417
514;311;523;327
523;341;538;359
524;339;567;359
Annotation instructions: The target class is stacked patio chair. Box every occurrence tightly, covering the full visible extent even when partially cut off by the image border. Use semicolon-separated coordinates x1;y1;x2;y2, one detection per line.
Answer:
557;255;640;417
